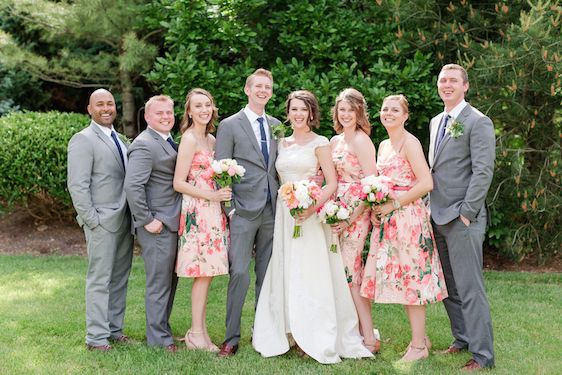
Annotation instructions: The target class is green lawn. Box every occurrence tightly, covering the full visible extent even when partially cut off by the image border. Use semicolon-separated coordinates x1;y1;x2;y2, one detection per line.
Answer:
0;255;560;375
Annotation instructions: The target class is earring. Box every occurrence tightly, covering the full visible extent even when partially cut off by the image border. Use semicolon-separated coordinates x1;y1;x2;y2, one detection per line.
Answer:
189;115;192;119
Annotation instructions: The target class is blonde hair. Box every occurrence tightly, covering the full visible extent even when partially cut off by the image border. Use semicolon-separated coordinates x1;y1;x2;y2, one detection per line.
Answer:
145;95;174;114
285;90;321;129
245;68;273;88
179;88;218;135
382;94;409;114
440;63;469;84
332;88;371;135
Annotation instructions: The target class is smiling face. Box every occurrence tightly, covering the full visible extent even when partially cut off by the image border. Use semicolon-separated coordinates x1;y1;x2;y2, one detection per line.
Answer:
437;68;469;110
187;93;214;127
380;98;408;130
245;75;273;113
144;99;174;134
336;100;357;130
287;98;310;130
87;89;116;128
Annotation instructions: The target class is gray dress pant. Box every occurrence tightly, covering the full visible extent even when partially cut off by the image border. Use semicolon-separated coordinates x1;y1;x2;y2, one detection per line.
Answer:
84;216;133;346
137;226;178;347
433;208;495;367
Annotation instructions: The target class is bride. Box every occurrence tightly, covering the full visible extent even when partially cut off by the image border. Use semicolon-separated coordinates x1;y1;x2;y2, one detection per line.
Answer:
252;90;373;363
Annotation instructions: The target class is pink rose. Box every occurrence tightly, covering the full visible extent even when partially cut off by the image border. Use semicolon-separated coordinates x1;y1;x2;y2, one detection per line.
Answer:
227;167;236;176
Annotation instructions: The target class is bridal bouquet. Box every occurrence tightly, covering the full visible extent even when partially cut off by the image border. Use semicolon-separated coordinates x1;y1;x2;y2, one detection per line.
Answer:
318;200;350;252
279;180;322;238
211;158;246;207
360;175;393;207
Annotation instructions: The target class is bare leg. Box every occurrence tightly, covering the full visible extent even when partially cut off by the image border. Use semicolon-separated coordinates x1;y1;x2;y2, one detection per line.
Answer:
401;305;428;361
187;277;213;349
350;285;378;352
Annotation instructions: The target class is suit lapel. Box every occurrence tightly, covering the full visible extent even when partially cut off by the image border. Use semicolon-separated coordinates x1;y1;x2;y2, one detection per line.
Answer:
91;122;125;171
147;127;176;156
266;115;277;171
434;105;472;163
428;114;442;166
239;111;267;167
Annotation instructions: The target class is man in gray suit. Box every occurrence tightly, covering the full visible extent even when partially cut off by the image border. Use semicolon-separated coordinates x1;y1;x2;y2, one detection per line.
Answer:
124;95;181;353
428;64;495;370
68;88;134;352
215;68;281;357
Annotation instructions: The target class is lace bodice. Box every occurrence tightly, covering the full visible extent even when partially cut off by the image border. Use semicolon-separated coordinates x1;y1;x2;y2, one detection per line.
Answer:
276;136;329;184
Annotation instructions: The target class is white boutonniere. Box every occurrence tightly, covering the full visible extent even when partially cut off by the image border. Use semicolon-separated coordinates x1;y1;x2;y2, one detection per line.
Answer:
446;119;464;139
271;123;288;141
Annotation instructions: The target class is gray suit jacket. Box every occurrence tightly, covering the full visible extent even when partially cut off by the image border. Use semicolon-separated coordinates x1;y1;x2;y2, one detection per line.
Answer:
124;127;181;232
215;109;280;220
67;122;129;232
429;103;495;225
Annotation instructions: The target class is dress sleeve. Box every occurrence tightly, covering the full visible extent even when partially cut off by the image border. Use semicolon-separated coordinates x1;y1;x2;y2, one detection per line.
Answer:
313;135;330;150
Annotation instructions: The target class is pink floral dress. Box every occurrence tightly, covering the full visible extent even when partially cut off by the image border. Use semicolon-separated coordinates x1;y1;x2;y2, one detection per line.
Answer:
360;151;447;304
332;144;372;286
176;150;229;278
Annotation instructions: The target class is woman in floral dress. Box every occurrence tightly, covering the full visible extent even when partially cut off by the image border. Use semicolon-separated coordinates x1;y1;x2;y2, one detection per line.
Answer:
329;88;380;353
173;88;231;351
360;94;448;361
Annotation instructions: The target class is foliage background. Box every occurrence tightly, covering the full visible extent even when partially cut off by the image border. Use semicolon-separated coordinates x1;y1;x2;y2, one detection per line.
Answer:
0;0;560;262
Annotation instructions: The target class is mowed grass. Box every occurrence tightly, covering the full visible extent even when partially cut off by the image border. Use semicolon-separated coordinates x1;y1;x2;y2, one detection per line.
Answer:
0;255;560;375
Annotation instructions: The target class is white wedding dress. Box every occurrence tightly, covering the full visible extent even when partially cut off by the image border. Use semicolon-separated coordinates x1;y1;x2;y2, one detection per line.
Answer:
252;135;373;364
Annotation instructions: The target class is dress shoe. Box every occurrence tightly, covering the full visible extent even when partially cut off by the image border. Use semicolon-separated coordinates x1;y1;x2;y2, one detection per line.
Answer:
110;335;131;343
217;342;238;358
165;343;178;353
438;345;463;355
461;359;483;371
86;343;112;352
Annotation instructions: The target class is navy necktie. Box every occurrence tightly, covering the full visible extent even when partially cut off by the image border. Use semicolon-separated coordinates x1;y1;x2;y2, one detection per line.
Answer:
257;117;269;166
167;137;178;152
257;117;271;201
434;114;450;153
110;131;125;167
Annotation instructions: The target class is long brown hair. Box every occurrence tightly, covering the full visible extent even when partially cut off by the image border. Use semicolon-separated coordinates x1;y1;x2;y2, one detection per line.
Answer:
331;88;371;135
179;88;218;135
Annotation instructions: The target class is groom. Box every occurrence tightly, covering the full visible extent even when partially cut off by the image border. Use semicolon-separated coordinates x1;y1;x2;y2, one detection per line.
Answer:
428;64;495;370
215;68;281;357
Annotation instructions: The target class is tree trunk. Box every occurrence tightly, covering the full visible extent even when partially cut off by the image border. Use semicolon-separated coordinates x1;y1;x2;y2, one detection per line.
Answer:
119;69;137;137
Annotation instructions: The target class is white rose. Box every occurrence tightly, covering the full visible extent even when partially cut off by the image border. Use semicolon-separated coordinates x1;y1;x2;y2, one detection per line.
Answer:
336;208;350;220
211;161;222;174
368;192;376;202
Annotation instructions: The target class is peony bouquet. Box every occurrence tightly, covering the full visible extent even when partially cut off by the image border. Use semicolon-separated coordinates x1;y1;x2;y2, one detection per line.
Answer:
360;175;393;207
211;158;246;207
279;180;322;238
318;200;350;252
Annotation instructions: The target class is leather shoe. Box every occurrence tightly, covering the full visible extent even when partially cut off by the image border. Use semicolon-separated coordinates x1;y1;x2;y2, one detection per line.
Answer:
86;343;112;352
110;335;131;343
438;345;463;355
217;342;238;358
165;343;178;353
461;359;483;371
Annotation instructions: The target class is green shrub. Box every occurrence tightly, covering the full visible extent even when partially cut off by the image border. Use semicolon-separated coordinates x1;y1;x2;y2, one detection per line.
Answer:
0;111;89;219
146;0;441;145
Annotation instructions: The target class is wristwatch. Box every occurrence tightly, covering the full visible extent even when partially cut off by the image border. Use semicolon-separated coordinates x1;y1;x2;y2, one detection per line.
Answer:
392;199;401;209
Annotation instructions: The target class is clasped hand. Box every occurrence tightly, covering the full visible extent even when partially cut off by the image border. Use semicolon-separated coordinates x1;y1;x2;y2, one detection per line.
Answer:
295;206;315;224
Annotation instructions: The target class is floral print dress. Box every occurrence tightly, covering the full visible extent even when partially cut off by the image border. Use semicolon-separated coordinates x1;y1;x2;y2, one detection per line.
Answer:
360;151;447;305
176;150;229;277
332;144;372;286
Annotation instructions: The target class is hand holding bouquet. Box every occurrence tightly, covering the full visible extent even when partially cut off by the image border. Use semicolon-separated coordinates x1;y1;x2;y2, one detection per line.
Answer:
360;175;393;207
279;180;322;238
318;200;350;252
211;158;246;207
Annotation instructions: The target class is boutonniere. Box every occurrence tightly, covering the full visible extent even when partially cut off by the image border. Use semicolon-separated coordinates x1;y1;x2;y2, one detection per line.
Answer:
118;133;132;145
271;123;288;141
446;119;464;139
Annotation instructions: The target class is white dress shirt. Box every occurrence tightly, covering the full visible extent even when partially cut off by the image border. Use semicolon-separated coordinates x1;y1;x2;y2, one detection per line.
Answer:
243;105;270;153
93;121;128;167
445;99;468;122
